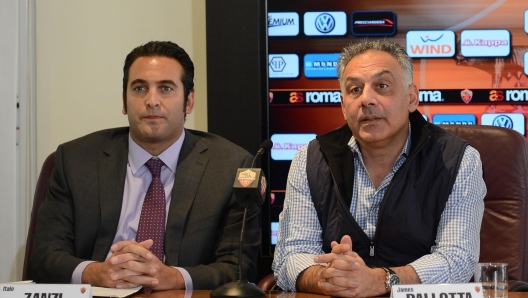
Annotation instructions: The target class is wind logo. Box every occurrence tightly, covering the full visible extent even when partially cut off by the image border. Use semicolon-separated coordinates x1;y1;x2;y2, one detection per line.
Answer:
269;54;299;78
460;29;511;57
421;35;443;42
268;12;300;36
406;31;455;58
481;113;525;135
304;12;347;36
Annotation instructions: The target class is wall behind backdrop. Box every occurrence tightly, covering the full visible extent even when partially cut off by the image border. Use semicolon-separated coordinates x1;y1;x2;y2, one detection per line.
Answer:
0;0;208;282
35;0;208;171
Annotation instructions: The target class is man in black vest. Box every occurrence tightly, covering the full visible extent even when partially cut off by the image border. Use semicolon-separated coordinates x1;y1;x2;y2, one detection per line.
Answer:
272;40;486;297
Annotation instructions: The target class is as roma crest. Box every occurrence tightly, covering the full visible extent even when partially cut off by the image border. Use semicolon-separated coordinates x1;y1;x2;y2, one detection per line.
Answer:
238;169;256;187
461;88;473;104
80;287;86;294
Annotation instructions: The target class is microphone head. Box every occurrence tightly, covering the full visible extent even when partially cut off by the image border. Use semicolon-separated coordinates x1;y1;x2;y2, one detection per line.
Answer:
259;140;273;154
233;168;266;205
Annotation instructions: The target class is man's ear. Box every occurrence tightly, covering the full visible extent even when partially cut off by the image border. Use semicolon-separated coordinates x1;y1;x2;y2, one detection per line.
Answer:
408;84;419;113
340;93;347;121
122;92;127;115
185;90;195;114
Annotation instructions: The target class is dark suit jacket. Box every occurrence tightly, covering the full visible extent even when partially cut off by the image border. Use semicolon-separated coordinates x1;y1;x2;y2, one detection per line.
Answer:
28;128;261;289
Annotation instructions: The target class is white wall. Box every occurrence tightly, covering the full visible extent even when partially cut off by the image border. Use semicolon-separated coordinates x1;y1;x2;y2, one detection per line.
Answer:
0;0;208;282
36;0;208;169
0;0;22;283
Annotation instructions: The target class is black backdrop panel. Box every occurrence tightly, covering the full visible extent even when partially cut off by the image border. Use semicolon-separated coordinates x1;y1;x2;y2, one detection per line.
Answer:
205;0;272;281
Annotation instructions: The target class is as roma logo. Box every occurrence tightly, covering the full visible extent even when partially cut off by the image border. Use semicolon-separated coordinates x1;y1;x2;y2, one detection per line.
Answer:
461;88;473;104
238;169;256;187
80;287;86;294
260;176;267;196
475;286;481;293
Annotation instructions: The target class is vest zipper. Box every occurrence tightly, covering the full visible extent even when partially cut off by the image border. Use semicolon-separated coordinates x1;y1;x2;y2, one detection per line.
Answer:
370;243;375;256
373;134;431;251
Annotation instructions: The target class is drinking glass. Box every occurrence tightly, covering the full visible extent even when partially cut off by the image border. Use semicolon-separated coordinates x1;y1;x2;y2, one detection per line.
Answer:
474;263;508;298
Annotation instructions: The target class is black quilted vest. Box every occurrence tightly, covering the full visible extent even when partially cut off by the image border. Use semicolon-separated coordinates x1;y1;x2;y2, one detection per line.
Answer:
306;111;468;267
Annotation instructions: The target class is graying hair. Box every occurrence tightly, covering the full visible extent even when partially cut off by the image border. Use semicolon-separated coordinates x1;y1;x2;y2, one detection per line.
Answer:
337;40;413;92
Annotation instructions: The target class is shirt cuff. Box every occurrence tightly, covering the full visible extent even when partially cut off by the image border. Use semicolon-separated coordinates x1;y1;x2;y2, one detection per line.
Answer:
280;253;322;291
174;267;193;290
409;255;448;284
71;261;96;284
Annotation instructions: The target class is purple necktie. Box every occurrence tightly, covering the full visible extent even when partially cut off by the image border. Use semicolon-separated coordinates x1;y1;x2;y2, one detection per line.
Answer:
136;158;166;261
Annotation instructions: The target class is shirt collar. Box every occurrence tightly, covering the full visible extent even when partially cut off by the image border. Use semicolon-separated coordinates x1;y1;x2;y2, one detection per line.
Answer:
128;130;186;175
348;122;412;158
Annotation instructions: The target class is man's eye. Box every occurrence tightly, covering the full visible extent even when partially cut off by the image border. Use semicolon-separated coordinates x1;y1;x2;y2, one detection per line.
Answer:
350;87;361;93
133;86;146;92
161;86;173;92
378;84;389;89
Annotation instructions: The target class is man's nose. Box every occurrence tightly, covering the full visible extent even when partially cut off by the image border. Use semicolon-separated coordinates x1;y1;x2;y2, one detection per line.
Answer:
360;86;377;107
145;90;160;108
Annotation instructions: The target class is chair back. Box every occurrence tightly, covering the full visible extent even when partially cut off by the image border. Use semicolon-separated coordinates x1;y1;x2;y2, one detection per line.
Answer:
440;125;528;288
22;152;55;280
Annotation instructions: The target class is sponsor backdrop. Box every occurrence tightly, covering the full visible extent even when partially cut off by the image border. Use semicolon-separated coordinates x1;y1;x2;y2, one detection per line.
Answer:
266;0;528;250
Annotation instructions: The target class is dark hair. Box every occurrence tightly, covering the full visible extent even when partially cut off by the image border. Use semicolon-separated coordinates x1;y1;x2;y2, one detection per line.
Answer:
122;41;195;108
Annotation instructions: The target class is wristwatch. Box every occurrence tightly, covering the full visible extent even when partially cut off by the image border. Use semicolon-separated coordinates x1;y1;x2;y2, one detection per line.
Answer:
382;267;400;292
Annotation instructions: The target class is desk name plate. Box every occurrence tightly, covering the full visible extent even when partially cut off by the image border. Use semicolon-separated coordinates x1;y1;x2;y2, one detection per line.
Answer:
391;283;484;298
0;284;92;298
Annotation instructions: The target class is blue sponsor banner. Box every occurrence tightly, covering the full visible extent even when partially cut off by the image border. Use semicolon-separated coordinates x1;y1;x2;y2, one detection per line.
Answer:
432;114;476;125
304;53;340;78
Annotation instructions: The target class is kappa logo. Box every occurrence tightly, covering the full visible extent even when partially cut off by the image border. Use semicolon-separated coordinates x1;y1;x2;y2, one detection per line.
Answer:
315;13;335;33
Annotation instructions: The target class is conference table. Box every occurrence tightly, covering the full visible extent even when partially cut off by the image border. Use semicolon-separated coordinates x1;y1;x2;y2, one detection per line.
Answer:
130;290;528;298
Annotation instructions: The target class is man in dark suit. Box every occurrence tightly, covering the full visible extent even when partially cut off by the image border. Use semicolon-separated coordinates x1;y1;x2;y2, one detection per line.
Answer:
28;41;260;290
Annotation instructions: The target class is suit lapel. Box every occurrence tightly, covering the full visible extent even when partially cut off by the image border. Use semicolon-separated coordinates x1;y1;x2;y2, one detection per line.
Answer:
164;130;209;265
92;134;128;261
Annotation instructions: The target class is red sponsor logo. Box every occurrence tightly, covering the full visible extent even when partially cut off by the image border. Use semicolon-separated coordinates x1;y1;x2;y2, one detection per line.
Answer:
289;92;304;103
489;90;505;101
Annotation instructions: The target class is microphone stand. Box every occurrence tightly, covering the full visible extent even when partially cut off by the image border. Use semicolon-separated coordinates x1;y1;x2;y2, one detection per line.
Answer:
211;145;270;297
210;201;265;297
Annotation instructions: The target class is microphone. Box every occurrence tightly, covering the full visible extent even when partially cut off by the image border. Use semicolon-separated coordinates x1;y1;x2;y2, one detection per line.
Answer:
232;140;273;206
210;140;273;298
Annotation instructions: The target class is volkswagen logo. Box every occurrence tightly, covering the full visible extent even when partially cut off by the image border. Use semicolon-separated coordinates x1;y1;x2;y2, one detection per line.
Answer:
492;115;514;129
315;13;335;33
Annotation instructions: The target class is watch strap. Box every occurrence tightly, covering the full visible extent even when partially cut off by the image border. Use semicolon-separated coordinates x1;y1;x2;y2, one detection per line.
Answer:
382;267;399;293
